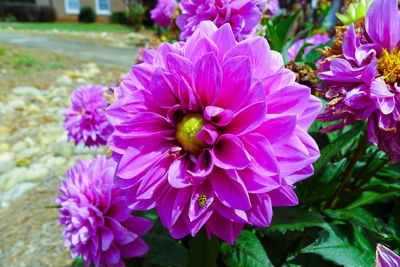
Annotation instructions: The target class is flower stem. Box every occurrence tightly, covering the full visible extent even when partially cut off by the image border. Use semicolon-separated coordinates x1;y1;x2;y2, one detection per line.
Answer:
324;133;369;209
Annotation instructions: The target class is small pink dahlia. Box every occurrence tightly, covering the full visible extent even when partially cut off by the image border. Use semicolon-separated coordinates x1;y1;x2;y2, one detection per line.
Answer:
150;0;178;27
63;85;113;148
106;22;321;244
176;0;264;41
318;0;400;162
376;244;400;267
57;155;153;267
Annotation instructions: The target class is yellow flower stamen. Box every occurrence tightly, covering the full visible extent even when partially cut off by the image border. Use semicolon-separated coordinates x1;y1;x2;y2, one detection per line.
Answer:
377;48;400;85
175;113;206;154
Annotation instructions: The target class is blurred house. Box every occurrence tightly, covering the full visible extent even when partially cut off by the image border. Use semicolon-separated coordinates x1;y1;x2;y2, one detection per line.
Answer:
36;0;127;23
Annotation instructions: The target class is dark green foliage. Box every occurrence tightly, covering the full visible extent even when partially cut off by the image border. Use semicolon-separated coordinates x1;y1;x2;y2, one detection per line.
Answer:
220;230;273;267
0;3;56;22
78;6;96;23
109;12;128;25
187;229;219;267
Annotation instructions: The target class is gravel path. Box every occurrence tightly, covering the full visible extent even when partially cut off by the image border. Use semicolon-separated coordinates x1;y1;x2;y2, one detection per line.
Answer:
0;31;137;68
0;46;126;266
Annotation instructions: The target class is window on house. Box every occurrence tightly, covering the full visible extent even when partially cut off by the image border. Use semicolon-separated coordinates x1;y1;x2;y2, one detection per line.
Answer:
96;0;111;15
65;0;80;14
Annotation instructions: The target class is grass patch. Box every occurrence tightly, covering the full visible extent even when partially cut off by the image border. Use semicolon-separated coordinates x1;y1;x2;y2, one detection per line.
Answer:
0;22;133;32
0;43;66;74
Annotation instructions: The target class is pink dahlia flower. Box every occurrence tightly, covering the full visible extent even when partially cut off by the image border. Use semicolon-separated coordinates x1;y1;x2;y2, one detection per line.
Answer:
176;0;264;41
57;155;153;267
287;34;330;62
376;244;400;267
106;22;321;244
318;0;400;162
150;0;177;27
63;85;114;148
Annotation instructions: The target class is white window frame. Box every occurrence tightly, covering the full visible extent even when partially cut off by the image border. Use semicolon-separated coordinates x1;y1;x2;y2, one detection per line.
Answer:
64;0;80;15
95;0;111;15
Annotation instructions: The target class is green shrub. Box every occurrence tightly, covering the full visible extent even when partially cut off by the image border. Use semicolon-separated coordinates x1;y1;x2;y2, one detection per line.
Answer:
78;6;96;23
0;3;56;22
109;12;127;25
126;3;145;30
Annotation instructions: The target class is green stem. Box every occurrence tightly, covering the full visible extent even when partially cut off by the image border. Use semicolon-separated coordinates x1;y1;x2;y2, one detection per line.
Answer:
324;133;369;209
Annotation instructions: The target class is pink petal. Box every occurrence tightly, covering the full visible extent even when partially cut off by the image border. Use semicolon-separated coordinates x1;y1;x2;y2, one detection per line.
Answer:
168;157;192;188
210;168;251;210
256;114;297;145
204;106;234;126
150;69;179;108
266;84;310;116
268;185;299;206
211;23;237;62
193;52;222;107
246;194;273;227
241;133;279;176
157;187;191;228
224;101;266;135
122;216;153;236
215;56;252;111
206;212;244;245
101;227;114;251
212;134;250;170
120;238;149;258
188;181;215;222
197;124;219;145
365;0;400;51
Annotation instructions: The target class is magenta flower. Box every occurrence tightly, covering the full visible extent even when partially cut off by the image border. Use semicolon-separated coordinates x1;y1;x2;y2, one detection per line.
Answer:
287;34;330;62
317;0;400;162
150;0;177;27
57;155;153;267
376;244;400;267
106;22;321;244
63;85;113;148
176;0;263;41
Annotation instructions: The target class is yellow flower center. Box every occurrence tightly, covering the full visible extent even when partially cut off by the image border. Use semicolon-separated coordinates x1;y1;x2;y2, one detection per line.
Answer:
197;194;208;209
377;48;400;85
175;113;206;154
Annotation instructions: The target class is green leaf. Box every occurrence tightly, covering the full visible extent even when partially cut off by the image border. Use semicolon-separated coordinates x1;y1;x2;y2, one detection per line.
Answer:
362;178;400;193
220;230;272;267
187;229;219;267
303;39;333;64
346;191;398;209
264;206;327;233
301;159;346;204
276;11;300;48
301;225;374;267
143;234;187;266
324;208;378;233
266;11;299;52
295;43;314;62
313;123;365;173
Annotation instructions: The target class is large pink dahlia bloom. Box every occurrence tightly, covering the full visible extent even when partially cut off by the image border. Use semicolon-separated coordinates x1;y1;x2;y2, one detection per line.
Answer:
57;155;153;267
106;22;322;244
318;0;400;162
375;244;400;267
176;0;263;41
150;0;177;27
63;85;113;148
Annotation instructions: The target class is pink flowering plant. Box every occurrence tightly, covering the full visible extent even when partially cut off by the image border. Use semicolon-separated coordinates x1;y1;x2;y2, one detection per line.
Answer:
57;0;400;266
63;85;113;148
